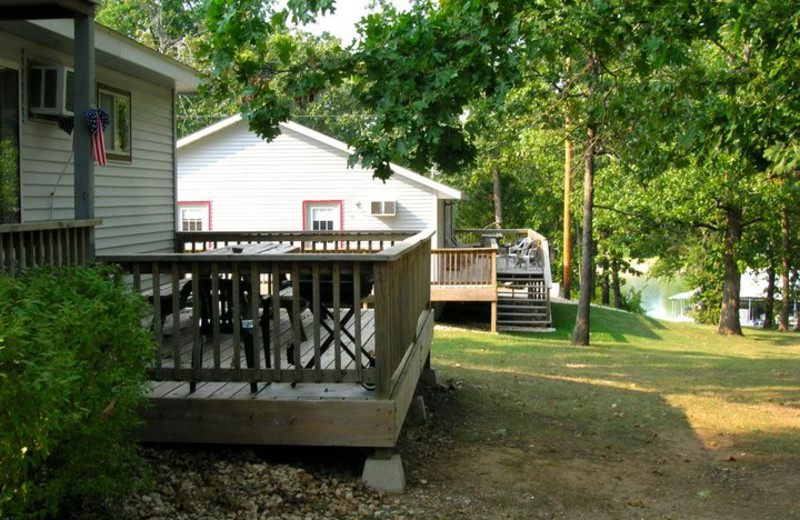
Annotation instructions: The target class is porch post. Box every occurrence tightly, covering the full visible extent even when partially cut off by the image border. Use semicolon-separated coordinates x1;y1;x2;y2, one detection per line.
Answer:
73;12;96;260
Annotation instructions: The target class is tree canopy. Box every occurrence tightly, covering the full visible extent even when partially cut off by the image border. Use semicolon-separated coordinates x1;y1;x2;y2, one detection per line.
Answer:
99;0;800;340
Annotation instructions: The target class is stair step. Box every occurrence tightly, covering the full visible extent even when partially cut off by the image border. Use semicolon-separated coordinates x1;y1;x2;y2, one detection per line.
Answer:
493;274;552;328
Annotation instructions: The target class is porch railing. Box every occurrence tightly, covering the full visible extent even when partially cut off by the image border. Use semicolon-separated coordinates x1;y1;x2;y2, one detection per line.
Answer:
98;229;432;399
455;228;552;286
0;219;101;273
431;247;496;286
175;230;417;254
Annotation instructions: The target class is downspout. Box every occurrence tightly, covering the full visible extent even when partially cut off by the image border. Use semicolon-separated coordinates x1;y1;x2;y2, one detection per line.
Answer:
172;88;178;252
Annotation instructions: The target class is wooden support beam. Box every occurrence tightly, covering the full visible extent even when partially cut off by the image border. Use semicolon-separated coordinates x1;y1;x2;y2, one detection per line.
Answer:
73;12;95;260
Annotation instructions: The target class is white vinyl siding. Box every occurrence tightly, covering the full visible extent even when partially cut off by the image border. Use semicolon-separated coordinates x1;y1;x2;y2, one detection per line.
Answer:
178;122;440;238
4;32;177;255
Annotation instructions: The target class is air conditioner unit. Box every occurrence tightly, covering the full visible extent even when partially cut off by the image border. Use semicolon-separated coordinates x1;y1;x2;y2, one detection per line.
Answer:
370;200;397;217
28;65;74;117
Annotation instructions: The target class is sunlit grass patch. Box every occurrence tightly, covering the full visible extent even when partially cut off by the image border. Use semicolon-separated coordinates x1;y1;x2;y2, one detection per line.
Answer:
431;303;800;460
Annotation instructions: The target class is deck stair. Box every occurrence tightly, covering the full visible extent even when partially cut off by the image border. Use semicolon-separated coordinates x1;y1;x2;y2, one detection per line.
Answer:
496;270;552;330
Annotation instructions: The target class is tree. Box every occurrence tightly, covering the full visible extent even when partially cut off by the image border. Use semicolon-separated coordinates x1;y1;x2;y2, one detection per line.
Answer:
198;0;800;340
96;0;239;136
199;0;705;345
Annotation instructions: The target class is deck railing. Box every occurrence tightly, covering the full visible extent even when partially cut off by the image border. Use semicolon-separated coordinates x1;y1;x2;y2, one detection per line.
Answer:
431;247;496;286
175;230;417;254
454;228;529;248
98;229;432;399
0;219;101;273
455;228;551;286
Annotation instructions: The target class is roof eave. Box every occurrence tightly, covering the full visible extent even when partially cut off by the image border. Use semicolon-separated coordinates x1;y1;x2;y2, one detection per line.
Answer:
6;18;200;93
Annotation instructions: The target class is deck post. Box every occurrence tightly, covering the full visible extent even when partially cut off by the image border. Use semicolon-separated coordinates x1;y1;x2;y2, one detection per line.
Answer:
73;12;96;261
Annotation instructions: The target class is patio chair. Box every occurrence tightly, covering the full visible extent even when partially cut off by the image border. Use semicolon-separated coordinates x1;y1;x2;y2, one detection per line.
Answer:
510;237;540;270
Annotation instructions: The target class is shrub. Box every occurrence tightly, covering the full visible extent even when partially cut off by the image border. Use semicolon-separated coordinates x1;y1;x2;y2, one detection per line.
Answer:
619;288;645;314
0;265;155;519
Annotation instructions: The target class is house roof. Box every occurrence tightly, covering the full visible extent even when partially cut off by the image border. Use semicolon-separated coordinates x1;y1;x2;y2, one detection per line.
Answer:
0;18;199;93
178;115;462;200
668;270;792;302
668;288;699;301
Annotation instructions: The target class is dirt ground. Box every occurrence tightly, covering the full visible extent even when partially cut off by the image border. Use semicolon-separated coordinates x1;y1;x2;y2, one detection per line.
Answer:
391;377;799;520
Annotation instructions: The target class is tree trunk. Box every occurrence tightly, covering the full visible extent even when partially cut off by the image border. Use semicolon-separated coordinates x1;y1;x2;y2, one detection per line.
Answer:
763;265;775;330
492;165;503;229
718;206;743;335
779;206;790;332
611;259;622;309
571;123;596;346
600;256;610;305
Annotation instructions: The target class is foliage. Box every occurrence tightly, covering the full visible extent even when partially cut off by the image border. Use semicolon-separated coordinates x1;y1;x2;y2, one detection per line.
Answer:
0;266;155;519
0;138;19;224
619;287;646;315
98;0;800;338
96;0;239;137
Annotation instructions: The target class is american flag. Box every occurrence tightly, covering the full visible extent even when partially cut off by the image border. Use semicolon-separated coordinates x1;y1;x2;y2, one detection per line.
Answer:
90;113;107;166
85;109;109;166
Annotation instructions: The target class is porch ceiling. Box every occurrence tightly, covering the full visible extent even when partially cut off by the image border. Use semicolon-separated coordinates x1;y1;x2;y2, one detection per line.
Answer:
0;0;97;19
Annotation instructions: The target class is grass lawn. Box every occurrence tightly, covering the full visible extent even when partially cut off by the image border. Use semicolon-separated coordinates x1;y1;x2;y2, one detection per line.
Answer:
401;303;800;519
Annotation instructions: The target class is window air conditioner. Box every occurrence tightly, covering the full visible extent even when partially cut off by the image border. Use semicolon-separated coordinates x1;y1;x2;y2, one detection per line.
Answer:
370;200;397;217
28;65;74;117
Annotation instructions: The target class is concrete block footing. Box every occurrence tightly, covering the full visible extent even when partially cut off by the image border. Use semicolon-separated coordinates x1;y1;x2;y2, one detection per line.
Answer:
362;454;405;494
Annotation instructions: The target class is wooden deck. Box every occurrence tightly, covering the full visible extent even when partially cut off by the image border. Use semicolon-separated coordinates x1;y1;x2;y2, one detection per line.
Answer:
137;303;432;448
430;230;554;331
100;230;435;450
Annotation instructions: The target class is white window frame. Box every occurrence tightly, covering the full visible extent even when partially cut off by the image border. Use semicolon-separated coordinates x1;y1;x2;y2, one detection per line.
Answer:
303;200;342;231
178;202;210;231
97;84;131;160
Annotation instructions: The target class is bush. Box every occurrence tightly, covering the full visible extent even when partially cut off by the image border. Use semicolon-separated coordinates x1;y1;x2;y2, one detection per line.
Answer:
619;288;645;314
0;265;155;519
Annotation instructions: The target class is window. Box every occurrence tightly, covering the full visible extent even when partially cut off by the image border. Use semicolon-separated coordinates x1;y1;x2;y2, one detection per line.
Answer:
97;85;131;160
303;201;342;231
178;202;210;231
0;67;20;224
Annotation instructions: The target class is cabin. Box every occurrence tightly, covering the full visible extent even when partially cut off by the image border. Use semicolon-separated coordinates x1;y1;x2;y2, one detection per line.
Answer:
668;271;800;326
176;116;461;248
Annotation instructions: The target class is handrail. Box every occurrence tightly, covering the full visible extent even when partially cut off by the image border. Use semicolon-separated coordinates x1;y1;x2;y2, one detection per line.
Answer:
0;219;102;233
97;229;433;396
176;230;422;255
431;247;496;286
0;219;101;273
